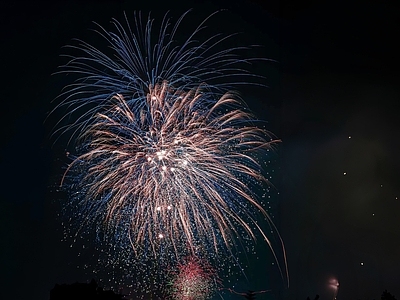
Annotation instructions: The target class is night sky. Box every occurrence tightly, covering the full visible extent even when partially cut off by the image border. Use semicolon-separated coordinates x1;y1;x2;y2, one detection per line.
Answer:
1;1;400;299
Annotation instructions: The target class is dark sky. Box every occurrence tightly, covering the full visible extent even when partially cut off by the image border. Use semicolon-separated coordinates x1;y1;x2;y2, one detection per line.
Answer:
1;0;400;299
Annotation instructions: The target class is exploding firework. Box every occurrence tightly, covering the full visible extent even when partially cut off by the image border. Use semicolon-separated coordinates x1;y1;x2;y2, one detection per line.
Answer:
63;81;277;257
53;10;287;293
168;256;220;300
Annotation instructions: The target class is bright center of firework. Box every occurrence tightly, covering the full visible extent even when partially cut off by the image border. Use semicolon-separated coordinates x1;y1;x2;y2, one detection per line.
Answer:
156;150;166;160
145;139;190;175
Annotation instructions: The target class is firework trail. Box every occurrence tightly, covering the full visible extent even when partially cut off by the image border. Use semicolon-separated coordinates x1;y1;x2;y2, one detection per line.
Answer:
53;10;287;290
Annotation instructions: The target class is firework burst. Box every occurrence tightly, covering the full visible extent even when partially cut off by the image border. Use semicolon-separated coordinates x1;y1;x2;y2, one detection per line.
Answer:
63;80;277;256
53;10;287;292
168;256;220;300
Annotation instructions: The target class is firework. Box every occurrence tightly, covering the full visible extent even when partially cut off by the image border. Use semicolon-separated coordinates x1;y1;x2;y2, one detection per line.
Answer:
54;10;287;292
63;80;277;256
168;256;220;300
